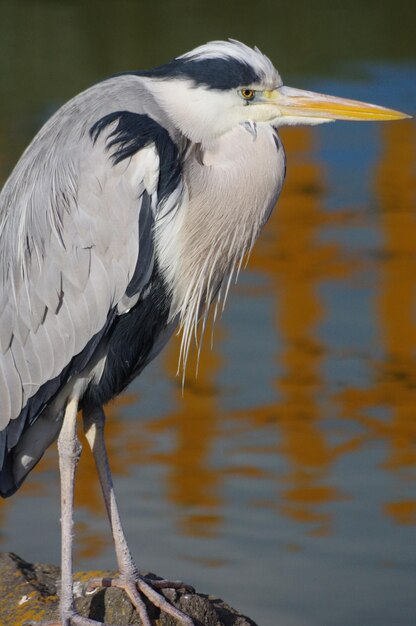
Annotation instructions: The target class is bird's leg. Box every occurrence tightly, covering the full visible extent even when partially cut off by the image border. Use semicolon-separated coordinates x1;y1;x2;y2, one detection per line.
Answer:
82;406;194;626
58;397;81;626
34;398;105;626
57;399;111;626
83;406;136;578
27;399;107;626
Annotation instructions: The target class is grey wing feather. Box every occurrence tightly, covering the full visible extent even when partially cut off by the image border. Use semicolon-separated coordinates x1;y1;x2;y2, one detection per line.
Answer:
0;75;171;432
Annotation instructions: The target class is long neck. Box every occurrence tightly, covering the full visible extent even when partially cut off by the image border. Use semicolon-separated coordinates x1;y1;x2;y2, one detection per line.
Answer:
156;122;286;370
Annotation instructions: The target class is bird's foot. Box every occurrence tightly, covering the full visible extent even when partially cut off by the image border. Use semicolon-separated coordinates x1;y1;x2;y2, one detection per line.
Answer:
24;575;195;626
85;573;195;626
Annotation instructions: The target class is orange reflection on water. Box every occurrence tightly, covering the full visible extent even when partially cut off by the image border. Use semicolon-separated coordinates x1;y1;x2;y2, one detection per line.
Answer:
335;120;416;523
247;127;363;535
150;331;224;538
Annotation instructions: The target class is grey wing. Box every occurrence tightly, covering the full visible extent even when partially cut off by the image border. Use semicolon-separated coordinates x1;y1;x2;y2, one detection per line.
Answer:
0;109;169;439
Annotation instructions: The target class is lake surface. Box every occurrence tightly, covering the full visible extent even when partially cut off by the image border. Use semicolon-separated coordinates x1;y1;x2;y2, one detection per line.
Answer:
0;3;415;625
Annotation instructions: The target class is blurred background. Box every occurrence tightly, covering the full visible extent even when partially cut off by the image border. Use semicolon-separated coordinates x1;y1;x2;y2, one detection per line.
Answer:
0;1;415;625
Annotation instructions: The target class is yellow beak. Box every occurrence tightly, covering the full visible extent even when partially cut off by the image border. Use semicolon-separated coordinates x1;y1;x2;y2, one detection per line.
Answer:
269;86;410;123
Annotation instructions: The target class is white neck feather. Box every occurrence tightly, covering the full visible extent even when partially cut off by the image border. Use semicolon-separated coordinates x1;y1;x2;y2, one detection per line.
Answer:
155;122;286;375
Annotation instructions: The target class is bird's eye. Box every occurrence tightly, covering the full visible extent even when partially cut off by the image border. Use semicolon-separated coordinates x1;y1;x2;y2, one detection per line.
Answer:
240;89;256;101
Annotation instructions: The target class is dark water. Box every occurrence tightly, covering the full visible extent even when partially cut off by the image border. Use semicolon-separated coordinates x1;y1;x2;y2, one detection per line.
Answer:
0;2;415;625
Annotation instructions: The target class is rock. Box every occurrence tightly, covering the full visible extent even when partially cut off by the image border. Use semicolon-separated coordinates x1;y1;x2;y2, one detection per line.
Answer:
0;553;258;625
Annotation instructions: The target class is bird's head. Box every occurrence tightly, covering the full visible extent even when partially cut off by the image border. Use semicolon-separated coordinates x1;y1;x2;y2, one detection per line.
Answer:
144;40;409;144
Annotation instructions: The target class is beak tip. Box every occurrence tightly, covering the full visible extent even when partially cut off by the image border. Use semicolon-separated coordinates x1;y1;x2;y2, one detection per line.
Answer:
386;111;412;121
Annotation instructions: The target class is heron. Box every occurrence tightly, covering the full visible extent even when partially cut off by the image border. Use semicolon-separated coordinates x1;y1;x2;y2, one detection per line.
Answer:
0;40;408;626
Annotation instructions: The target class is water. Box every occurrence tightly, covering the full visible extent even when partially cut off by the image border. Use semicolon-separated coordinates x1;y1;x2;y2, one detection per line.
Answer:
0;3;415;625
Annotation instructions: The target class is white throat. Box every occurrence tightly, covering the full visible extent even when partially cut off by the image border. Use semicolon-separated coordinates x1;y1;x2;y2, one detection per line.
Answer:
155;122;286;373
